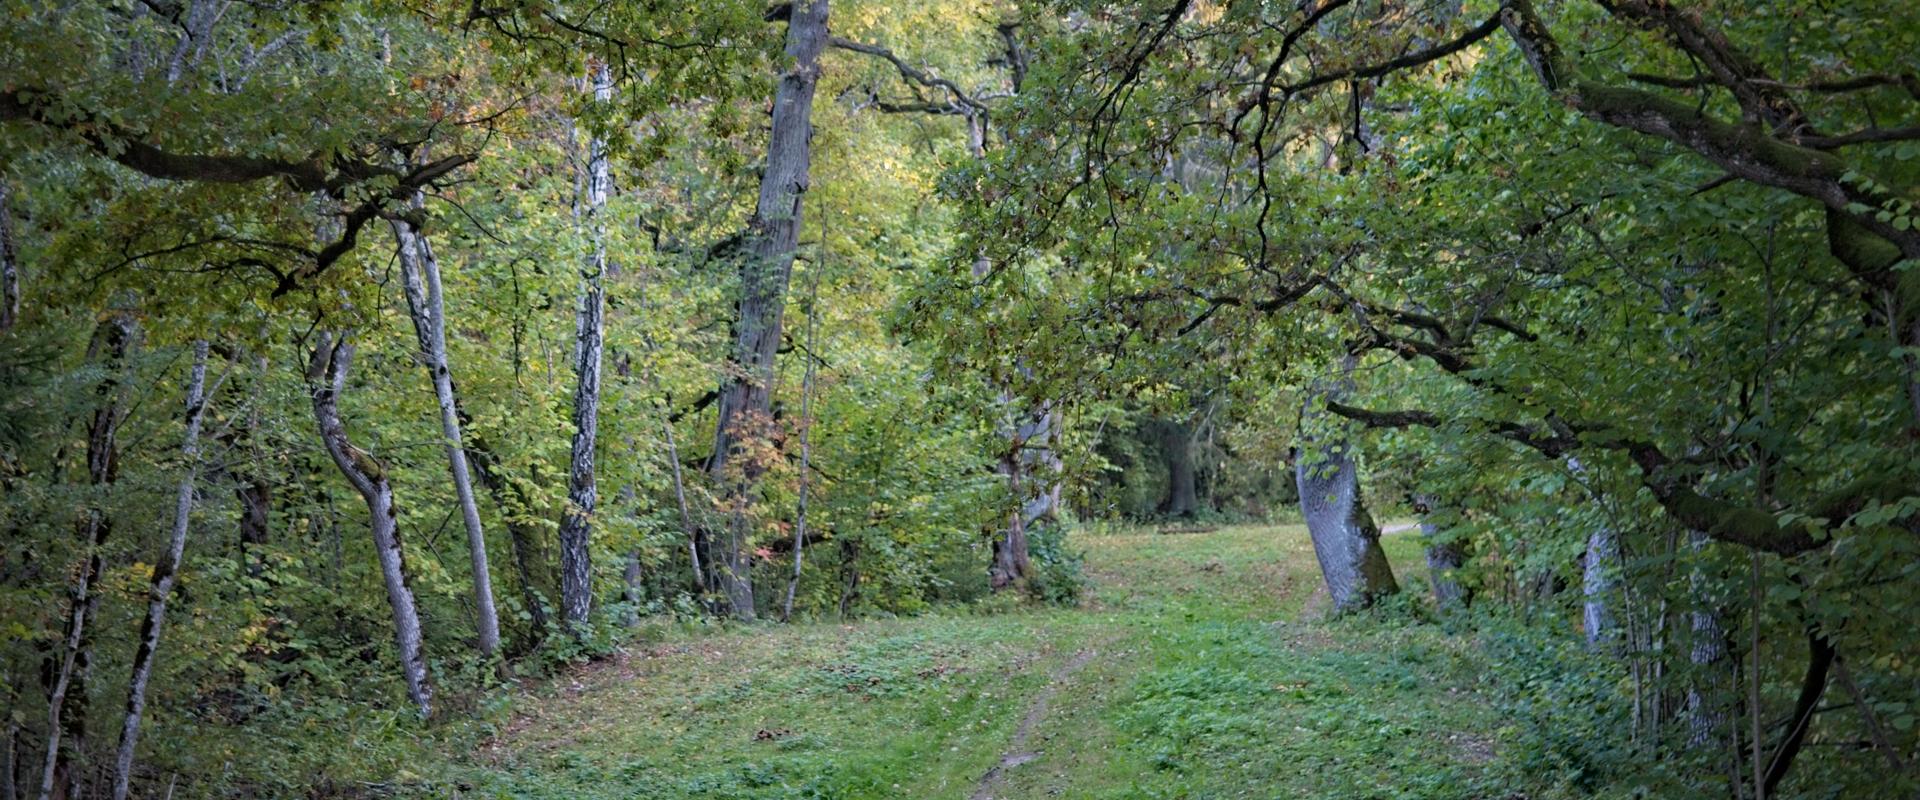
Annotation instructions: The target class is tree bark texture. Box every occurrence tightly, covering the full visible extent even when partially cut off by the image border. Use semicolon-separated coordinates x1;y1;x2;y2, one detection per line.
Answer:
558;63;613;631
306;333;431;717
1155;417;1198;519
1295;359;1398;612
391;207;501;657
1682;531;1729;750
707;0;829;620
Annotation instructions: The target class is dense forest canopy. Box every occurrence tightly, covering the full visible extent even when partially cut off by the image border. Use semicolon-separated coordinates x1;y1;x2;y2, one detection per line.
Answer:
0;0;1915;797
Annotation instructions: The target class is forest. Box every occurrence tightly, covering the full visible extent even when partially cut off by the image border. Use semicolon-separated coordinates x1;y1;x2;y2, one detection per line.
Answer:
0;0;1916;797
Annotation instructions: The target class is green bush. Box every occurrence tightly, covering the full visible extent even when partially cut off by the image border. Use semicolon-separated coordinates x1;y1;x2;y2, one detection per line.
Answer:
1024;523;1089;606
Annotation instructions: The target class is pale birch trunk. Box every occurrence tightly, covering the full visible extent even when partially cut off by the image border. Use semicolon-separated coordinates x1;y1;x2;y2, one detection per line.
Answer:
109;341;211;800
558;63;613;631
1295;357;1398;611
391;207;501;657
708;0;829;620
307;333;431;717
1567;456;1620;651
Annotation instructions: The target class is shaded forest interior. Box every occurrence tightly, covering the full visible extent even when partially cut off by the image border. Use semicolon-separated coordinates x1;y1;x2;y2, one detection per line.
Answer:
0;0;1917;798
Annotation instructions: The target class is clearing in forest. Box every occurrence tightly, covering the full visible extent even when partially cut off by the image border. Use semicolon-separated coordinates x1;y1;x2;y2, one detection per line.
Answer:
444;523;1523;799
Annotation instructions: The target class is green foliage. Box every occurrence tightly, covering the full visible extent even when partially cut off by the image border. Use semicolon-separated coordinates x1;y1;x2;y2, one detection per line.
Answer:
1022;522;1087;606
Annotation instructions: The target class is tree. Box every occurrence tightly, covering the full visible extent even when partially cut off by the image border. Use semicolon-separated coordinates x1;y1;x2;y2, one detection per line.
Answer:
392;202;501;657
707;0;831;620
306;332;432;717
558;63;614;632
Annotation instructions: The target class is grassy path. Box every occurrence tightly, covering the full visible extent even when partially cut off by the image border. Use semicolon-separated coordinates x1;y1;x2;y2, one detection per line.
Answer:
444;523;1515;799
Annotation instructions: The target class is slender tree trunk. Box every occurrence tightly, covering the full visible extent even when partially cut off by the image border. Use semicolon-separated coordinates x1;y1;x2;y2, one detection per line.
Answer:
1295;357;1398;611
109;341;211;800
38;315;133;800
1583;526;1620;650
0;179;18;333
661;410;703;597
306;333;431;717
391;208;500;657
707;0;829;620
781;270;822;622
1413;494;1469;609
558;63;613;632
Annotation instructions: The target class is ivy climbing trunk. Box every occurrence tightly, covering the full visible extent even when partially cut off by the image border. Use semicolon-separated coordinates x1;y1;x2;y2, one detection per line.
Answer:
306;333;431;717
110;340;211;800
708;0;829;620
391;206;501;657
1295;356;1398;612
558;63;613;632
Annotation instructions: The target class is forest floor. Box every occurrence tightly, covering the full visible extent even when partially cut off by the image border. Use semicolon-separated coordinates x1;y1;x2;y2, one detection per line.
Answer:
437;523;1525;799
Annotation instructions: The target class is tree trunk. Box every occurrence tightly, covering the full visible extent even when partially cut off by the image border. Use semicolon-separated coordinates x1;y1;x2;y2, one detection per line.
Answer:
110;341;211;800
1683;530;1730;751
781;269;822;622
1295;358;1398;612
38;314;133;800
391;208;500;657
1582;526;1620;651
459;427;551;637
707;0;829;620
1413;494;1470;609
0;178;18;333
306;333;431;717
1156;417;1197;518
558;63;613;632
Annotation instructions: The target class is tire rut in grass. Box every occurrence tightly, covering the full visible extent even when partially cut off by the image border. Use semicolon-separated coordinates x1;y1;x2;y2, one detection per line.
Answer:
968;643;1106;800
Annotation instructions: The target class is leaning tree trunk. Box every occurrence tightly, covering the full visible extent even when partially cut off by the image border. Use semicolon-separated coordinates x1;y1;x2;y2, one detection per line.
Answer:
38;315;133;800
707;0;829;620
110;341;211;800
1295;359;1398;612
391;207;501;657
306;333;431;717
1413;494;1470;610
557;63;614;632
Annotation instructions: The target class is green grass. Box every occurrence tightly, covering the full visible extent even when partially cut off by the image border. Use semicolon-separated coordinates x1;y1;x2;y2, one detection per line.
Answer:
411;522;1558;799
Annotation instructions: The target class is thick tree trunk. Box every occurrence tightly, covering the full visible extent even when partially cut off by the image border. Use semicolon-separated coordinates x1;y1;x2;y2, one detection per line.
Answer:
1682;531;1729;750
707;0;829;620
306;333;431;717
1295;359;1398;612
558;63;613;632
1413;494;1469;609
1156;417;1197;518
391;209;501;657
0;179;18;333
38;315;133;800
109;341;210;800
